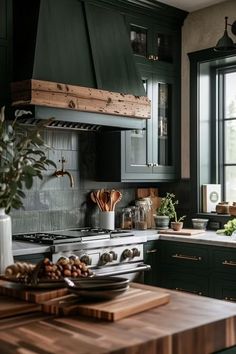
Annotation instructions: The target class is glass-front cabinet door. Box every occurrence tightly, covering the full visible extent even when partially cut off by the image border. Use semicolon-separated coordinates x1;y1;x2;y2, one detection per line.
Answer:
152;75;176;178
123;72;153;175
152;78;172;166
122;70;176;180
128;16;175;67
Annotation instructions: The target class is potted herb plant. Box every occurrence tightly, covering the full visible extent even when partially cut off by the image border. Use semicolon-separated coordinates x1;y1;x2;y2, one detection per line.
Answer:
0;107;56;273
154;193;178;229
170;211;186;231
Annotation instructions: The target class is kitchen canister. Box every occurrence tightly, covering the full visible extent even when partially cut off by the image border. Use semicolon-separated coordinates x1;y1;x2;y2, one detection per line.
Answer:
99;211;115;230
134;199;148;230
121;207;132;229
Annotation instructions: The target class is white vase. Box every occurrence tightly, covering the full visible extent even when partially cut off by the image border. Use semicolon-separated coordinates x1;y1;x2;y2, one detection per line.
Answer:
0;208;14;274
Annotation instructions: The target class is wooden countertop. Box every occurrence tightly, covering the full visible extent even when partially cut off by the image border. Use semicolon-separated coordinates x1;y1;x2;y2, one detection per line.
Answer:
1;283;236;354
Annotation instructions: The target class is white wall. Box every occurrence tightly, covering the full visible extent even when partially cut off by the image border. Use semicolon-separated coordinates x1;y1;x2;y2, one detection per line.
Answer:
181;0;236;177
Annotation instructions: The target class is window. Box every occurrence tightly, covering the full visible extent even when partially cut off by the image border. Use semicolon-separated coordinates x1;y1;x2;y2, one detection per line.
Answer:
189;49;236;217
216;67;236;201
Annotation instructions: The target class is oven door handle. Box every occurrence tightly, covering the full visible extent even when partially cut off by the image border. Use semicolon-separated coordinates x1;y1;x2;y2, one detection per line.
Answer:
95;264;151;277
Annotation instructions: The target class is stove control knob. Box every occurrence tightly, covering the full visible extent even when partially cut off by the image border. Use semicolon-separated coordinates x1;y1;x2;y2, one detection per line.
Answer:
109;251;118;261
122;249;133;259
100;252;113;265
132;248;140;258
80;255;91;265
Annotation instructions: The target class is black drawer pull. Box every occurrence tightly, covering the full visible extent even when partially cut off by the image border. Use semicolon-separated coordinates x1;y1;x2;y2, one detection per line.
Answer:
222;260;236;267
175;287;202;296
172;254;202;261
146;249;158;254
225;296;236;302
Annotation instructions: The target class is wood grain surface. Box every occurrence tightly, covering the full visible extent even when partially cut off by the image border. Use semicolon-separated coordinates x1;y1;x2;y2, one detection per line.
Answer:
41;285;170;320
0;280;68;303
1;284;236;353
0;296;40;319
11;79;151;119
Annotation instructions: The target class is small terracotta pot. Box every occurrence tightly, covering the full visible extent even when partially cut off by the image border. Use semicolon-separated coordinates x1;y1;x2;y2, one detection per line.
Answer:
170;221;183;231
216;202;229;214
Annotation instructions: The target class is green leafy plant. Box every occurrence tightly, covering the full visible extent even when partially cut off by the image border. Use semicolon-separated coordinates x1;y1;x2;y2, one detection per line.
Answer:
216;219;236;236
173;211;186;223
156;193;178;219
0;106;56;213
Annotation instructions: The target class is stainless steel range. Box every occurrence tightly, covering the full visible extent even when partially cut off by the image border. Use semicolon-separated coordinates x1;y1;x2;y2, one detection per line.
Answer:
13;228;150;280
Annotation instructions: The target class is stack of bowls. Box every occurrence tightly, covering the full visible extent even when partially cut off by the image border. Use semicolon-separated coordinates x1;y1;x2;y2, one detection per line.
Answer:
65;276;130;300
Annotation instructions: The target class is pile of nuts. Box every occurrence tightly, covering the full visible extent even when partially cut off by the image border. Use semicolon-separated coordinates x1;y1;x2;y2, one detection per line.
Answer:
5;255;93;282
39;256;93;280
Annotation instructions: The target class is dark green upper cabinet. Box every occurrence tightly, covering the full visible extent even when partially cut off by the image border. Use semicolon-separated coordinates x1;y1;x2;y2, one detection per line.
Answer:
97;11;181;182
121;68;177;180
85;3;145;96
127;15;179;73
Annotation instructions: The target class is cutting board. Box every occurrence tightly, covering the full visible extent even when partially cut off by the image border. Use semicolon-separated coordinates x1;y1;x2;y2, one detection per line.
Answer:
0;296;40;319
158;228;206;236
41;284;170;321
0;279;68;304
136;188;161;228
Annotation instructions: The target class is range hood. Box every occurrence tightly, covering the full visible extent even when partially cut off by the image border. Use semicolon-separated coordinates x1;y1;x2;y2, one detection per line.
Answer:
12;0;150;131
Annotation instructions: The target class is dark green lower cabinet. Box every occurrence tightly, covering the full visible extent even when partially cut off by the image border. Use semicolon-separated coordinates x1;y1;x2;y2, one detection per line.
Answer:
144;241;160;286
144;239;236;302
213;346;236;354
212;276;236;302
160;268;209;296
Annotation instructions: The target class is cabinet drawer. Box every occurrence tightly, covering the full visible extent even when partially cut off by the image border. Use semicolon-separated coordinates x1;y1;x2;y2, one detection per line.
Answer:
144;241;160;286
161;241;209;269
212;277;236;302
212;248;236;274
160;269;208;296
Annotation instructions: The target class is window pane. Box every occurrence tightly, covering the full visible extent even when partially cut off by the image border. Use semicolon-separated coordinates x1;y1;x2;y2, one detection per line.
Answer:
129;77;148;166
225;72;236;118
130;130;147;164
157;83;171;165
225;166;236;201
130;25;147;57
155;34;173;63
225;120;236;163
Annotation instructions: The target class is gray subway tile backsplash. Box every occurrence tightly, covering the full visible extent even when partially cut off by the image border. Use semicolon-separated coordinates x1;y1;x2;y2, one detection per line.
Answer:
11;129;136;234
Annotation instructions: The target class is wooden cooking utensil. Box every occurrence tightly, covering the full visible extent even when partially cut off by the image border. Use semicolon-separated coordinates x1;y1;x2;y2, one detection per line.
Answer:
100;190;110;211
110;190;122;211
90;191;102;211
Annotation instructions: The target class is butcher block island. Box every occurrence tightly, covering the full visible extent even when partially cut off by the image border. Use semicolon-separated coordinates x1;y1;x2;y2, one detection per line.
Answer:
0;284;236;354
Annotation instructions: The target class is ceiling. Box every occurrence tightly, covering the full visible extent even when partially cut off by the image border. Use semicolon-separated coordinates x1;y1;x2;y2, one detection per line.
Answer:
156;0;229;12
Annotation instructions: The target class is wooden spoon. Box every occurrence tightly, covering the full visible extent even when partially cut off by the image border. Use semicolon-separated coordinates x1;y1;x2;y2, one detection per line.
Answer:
110;190;122;211
96;190;105;211
100;190;110;211
90;191;102;211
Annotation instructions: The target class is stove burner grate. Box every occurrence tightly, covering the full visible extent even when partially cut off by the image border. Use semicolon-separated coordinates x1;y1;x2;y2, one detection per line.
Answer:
13;228;135;245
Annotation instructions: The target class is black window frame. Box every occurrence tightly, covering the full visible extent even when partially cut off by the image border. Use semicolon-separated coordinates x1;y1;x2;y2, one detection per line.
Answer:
188;47;236;228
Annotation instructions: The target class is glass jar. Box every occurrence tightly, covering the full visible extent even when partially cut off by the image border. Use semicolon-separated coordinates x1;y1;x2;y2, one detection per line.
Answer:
134;200;148;230
121;207;132;229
